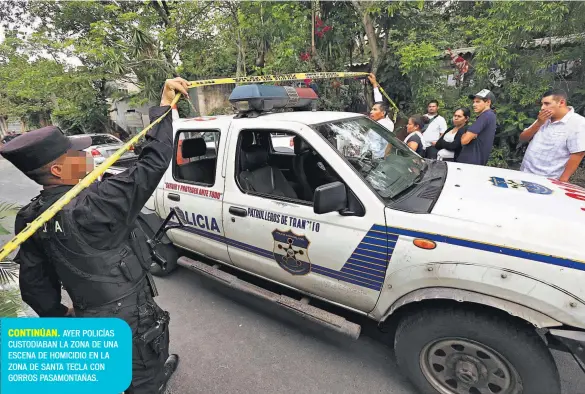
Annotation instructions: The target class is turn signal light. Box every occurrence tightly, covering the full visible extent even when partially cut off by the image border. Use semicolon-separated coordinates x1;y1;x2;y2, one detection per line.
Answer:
413;239;436;250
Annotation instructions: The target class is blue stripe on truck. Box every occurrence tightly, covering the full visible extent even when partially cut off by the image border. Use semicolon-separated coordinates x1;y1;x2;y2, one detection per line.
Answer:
172;224;390;291
171;222;585;292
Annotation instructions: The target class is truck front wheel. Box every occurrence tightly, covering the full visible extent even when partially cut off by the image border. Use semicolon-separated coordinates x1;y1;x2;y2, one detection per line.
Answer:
394;307;561;394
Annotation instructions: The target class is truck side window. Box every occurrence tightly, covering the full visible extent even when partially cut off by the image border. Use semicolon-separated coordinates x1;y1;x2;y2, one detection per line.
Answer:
174;130;220;186
236;129;340;203
270;132;295;154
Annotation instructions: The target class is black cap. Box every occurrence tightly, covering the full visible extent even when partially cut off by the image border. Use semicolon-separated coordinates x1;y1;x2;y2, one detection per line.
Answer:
0;126;92;174
468;89;496;103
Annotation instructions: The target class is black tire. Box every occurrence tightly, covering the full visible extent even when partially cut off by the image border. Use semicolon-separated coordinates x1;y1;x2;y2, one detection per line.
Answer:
394;307;561;394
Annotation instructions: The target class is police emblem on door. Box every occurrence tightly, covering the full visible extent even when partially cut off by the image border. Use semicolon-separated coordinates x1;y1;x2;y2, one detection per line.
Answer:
272;229;311;275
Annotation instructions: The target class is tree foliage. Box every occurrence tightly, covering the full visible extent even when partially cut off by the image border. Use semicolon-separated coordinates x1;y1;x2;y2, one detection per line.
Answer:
0;0;583;169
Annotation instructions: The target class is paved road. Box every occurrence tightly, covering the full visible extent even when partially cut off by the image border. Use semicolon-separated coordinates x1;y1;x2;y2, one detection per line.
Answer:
1;157;584;394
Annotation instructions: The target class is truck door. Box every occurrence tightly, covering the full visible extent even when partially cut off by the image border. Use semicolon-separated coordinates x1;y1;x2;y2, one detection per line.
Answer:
222;120;390;313
162;127;231;264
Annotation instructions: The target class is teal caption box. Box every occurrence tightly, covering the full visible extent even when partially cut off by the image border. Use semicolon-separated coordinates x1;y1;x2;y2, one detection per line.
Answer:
1;317;131;394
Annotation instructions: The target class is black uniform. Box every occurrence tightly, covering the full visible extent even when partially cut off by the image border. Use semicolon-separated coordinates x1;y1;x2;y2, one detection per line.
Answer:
2;106;176;393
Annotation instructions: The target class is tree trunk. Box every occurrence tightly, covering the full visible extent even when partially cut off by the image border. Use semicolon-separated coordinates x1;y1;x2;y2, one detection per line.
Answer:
227;3;246;77
39;113;50;127
151;1;171;26
353;1;383;73
311;2;316;56
0;116;8;137
255;3;266;70
358;33;365;58
150;0;178;77
236;29;245;77
308;1;327;71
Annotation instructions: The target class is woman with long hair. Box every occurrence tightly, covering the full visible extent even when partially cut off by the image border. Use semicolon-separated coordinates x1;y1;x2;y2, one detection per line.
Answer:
433;107;470;161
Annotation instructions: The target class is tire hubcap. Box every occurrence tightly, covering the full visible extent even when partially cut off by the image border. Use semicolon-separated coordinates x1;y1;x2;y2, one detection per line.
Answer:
420;338;522;394
455;360;478;385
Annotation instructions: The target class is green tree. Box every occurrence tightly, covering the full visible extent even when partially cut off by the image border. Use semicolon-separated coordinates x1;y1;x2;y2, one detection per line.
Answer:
455;1;585;165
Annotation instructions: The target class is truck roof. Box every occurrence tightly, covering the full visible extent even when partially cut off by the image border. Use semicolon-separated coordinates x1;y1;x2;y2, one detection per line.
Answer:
258;111;364;125
173;111;365;130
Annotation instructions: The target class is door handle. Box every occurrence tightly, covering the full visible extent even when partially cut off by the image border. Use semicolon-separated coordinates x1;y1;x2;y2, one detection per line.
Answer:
167;193;180;202
229;206;248;217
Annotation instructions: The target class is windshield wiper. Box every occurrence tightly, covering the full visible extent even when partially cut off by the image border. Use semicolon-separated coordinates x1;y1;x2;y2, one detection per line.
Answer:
412;160;428;183
414;176;443;186
388;160;436;198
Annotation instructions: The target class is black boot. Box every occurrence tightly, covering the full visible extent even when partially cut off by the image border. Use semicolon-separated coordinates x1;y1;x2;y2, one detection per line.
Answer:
158;354;179;393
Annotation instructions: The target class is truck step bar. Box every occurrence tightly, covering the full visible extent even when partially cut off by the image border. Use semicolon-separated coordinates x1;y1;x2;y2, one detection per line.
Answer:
177;256;362;340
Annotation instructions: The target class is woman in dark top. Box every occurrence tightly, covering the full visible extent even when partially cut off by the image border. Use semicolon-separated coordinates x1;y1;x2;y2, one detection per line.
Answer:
433;107;470;161
404;115;427;157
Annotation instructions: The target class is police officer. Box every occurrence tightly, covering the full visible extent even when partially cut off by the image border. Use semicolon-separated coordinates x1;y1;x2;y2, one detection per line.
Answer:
0;77;190;393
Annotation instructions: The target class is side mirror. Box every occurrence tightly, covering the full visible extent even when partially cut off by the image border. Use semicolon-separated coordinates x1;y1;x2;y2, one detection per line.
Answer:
313;181;348;214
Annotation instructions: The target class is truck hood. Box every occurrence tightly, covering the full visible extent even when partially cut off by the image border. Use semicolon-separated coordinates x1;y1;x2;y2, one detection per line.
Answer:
431;162;585;255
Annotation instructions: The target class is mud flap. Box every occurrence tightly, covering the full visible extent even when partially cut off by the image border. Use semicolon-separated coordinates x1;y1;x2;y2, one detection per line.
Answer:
547;329;585;374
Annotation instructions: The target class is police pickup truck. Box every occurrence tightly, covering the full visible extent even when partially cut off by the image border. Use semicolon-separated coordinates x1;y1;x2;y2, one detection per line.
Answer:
107;85;585;394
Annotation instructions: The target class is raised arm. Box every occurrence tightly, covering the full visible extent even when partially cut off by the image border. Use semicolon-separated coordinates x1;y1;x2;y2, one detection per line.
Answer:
519;109;551;142
74;78;190;237
368;73;384;102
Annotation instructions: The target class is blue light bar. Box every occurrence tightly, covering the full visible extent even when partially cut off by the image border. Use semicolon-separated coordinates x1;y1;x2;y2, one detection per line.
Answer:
229;84;318;115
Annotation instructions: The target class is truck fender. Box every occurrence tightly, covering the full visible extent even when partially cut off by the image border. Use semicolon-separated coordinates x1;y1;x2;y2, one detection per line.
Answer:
372;262;585;329
379;287;563;329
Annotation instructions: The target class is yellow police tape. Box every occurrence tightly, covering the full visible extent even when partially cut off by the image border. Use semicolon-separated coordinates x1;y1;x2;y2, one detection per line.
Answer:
186;72;399;120
0;71;397;261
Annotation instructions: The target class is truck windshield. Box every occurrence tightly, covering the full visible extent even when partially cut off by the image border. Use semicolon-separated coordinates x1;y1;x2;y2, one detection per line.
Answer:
312;117;426;199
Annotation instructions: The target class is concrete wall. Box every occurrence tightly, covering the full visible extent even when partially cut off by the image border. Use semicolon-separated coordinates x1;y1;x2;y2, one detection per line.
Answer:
107;83;236;134
7;120;20;133
109;100;154;136
193;84;235;115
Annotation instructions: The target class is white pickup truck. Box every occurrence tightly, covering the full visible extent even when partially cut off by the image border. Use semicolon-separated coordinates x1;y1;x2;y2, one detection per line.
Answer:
106;85;585;394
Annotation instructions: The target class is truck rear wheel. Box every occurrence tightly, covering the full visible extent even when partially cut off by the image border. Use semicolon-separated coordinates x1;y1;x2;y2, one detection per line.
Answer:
394;307;560;394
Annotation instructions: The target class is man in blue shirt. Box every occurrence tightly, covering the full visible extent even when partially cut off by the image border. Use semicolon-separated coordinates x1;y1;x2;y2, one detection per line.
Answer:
457;89;497;165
